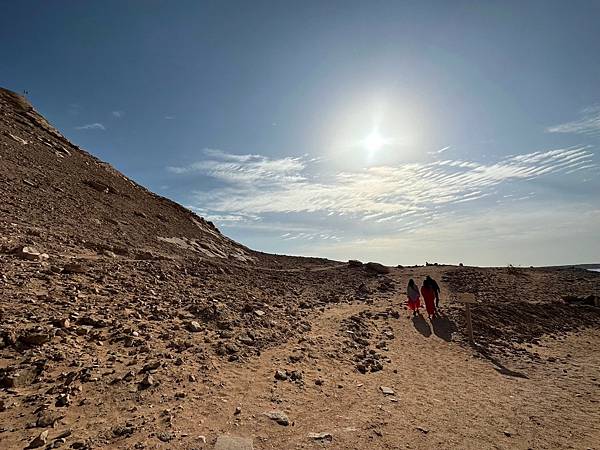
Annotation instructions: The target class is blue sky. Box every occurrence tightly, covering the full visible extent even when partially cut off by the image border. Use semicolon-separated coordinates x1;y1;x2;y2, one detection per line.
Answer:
2;1;599;266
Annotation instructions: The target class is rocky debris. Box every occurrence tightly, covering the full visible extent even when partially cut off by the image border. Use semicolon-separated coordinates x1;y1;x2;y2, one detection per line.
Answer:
348;260;363;267
274;368;303;383
264;410;290;426
563;295;599;307
365;262;390;274
83;180;115;194
62;263;86;274
355;350;385;374
215;435;254;450
27;430;49;449
443;267;600;354
308;432;333;443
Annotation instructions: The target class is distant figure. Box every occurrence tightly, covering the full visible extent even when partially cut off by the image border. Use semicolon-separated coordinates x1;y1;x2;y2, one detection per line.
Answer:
421;279;436;320
425;275;441;308
406;279;421;316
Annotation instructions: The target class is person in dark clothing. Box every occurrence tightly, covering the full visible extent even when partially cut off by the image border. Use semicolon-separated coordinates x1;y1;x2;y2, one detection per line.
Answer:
425;275;441;308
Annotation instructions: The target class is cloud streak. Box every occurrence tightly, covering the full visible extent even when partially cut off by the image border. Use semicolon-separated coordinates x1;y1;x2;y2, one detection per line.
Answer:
547;105;600;136
75;122;105;130
168;146;597;238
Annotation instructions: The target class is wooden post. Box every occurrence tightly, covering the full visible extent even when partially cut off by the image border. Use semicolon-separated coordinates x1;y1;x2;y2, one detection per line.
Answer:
465;303;474;344
455;293;476;345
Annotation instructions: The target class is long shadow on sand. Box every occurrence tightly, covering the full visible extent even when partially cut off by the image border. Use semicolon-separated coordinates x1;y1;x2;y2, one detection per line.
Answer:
475;345;529;379
412;313;432;337
431;311;458;342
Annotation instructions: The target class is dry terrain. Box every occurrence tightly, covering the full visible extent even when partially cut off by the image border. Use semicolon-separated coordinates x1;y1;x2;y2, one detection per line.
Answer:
1;87;599;449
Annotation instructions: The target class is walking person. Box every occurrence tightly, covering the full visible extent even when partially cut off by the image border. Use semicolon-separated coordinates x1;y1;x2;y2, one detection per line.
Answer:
425;275;441;308
406;279;421;317
421;278;437;320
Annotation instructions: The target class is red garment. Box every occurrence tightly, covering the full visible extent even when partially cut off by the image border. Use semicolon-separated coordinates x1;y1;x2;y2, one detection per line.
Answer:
421;285;436;316
407;297;420;311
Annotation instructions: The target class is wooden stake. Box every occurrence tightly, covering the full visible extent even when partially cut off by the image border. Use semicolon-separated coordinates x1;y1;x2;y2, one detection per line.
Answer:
465;302;474;344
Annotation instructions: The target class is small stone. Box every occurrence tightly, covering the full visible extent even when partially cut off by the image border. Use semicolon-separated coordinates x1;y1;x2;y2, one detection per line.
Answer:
264;410;290;426
113;425;134;437
308;432;333;442
55;318;70;329
55;394;70;407
122;370;135;382
188;374;197;382
51;437;67;448
379;386;394;396
503;430;512;437
139;374;154;389
20;332;53;346
274;370;288;381
234;406;242;415
187;321;202;332
214;435;253;450
27;430;49;448
254;310;265;317
156;431;173;442
0;366;41;388
416;426;429;434
62;263;86;274
36;411;63;427
14;246;48;261
141;361;160;372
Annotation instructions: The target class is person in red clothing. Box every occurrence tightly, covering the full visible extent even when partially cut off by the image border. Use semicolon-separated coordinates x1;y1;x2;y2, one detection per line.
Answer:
406;279;421;316
420;279;436;320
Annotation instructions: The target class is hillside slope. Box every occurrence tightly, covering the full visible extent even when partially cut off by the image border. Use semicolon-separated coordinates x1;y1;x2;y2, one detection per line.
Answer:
0;87;251;262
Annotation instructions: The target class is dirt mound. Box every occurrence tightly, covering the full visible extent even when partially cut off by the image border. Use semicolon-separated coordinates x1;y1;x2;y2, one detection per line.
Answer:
442;266;600;354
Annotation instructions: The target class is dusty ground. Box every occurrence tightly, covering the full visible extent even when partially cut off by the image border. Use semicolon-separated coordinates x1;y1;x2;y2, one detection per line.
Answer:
1;87;599;449
1;262;599;450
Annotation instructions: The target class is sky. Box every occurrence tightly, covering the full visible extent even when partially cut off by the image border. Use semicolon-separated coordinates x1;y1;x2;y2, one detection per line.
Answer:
1;0;599;266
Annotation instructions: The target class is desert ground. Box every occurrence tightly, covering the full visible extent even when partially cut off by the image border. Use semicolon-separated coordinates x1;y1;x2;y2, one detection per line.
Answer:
1;87;599;449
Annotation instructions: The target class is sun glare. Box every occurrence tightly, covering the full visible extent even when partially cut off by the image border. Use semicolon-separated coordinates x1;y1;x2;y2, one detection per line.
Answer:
363;129;387;152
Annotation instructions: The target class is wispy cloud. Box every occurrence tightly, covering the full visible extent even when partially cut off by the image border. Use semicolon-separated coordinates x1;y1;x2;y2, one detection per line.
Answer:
167;148;306;184
168;146;597;238
75;122;105;130
164;115;175;120
111;110;124;118
547;105;600;136
428;145;451;155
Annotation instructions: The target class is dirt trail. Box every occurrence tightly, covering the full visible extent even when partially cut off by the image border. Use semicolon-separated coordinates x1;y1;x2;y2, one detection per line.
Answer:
143;271;599;450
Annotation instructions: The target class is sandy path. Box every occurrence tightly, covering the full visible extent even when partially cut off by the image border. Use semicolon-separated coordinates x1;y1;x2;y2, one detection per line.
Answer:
163;277;600;449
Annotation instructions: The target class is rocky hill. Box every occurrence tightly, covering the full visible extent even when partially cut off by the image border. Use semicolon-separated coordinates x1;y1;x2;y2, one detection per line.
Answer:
0;87;252;263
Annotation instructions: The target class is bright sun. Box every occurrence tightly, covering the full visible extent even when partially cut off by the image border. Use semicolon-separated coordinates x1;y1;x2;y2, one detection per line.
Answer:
363;129;387;152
